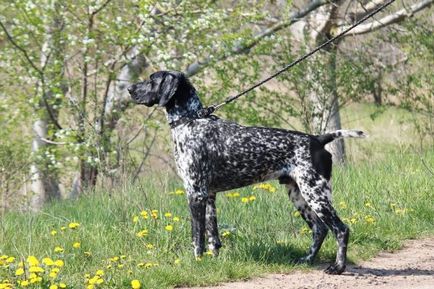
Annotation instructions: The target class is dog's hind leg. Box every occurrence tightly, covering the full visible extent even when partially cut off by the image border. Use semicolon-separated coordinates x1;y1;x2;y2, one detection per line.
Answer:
205;193;222;256
292;169;349;275
287;181;328;264
187;187;208;258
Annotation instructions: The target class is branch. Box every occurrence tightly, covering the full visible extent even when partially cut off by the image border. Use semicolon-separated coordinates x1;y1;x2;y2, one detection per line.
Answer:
348;0;391;21
184;0;329;77
0;20;43;76
91;0;113;16
338;0;434;36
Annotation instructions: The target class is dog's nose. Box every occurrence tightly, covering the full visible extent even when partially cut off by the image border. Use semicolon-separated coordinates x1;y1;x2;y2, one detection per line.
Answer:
127;85;135;95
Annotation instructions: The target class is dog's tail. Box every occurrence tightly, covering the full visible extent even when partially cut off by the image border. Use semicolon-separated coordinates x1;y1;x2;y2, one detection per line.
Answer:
316;129;367;146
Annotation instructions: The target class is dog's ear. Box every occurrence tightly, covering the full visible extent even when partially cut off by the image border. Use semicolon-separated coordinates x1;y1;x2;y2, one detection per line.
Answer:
158;72;180;107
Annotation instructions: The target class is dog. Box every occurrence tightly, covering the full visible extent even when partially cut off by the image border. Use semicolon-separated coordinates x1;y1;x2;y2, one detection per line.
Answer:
128;70;365;274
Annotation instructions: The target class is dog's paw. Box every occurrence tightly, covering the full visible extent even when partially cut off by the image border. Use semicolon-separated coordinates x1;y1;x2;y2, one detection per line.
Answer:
324;263;346;275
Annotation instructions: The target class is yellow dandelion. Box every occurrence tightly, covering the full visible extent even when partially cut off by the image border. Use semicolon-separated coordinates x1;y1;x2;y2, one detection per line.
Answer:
95;269;104;276
42;257;54;266
60;226;66;231
364;215;375;224
6;256;15;263
131;279;141;289
84;251;92;257
146;243;154;249
49;285;58;289
87;285;94;289
54;260;64;267
29;266;44;273
73;242;81;249
174;189;184;195
120;255;126;259
51;267;60;273
30;276;42;283
27;256;39;266
364;202;374;209
222;231;231;237
339;201;347;209
15;267;24;276
293;211;301;217
241;197;249;203
49;271;58;279
54;246;64;253
174;259;181;265
249;195;256;201
164;212;172;218
140;211;148;219
136;229;148;238
165;225;173;232
59;283;67;288
68;222;80;229
109;256;119;262
173;216;180;222
133;216;139;223
20;280;30;287
205;250;213;256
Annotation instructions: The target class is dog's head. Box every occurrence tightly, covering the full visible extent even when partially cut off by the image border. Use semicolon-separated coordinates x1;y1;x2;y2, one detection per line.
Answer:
128;71;191;108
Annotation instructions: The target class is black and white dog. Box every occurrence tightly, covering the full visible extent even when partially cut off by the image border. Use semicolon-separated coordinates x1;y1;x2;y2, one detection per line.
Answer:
128;71;365;274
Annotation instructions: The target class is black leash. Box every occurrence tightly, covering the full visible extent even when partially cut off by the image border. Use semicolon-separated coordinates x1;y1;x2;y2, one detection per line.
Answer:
175;0;396;127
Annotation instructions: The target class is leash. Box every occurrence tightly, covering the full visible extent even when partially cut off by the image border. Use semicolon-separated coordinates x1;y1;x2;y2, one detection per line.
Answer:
175;0;396;127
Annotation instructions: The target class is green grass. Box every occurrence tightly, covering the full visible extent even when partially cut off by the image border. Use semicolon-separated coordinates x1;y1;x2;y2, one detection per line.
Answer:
1;148;433;289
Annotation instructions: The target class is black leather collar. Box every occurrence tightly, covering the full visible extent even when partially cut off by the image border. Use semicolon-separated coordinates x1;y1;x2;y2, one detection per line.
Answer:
169;106;216;129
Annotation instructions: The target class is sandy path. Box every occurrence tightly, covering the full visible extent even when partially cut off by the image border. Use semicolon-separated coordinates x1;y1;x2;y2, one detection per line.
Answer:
181;238;434;289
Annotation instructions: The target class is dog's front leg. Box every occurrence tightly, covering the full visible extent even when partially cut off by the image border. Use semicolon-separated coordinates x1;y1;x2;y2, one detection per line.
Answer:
187;189;207;258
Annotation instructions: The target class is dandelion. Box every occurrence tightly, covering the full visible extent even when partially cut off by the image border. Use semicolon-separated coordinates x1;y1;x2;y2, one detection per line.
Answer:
253;183;276;193
29;266;44;273
133;216;139;223
249;195;256;202
151;210;158;219
165;225;173;232
241;197;249;203
293;211;301;217
364;202;374;209
364;215;375;224
27;256;39;266
60;226;66;231
50;285;58;289
136;229;148;238
5;256;15;263
146;243;154;249
205;250;213;256
174;189;184;195
59;283;67;288
140;211;148;219
95;269;104;276
164;212;172;218
20;280;30;287
73;242;81;249
54;246;64;253
222;231;231;238
225;192;240;198
68;222;80;229
131;279;141;289
300;226;312;235
15;267;24;276
54;260;64;267
339;201;347;209
42;257;54;266
84;251;92;257
174;259;181;265
173;216;180;222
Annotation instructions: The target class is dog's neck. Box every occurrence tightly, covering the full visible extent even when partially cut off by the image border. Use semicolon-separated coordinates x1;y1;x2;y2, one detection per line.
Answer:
165;88;203;127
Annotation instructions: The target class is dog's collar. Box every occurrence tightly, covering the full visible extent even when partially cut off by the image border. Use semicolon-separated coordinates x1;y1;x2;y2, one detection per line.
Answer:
169;106;216;129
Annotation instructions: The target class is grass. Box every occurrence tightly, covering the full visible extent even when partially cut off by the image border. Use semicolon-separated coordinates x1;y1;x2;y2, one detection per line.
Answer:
1;147;433;289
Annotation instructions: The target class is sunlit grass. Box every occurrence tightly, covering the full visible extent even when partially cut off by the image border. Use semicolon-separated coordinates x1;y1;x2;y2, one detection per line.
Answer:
1;149;433;288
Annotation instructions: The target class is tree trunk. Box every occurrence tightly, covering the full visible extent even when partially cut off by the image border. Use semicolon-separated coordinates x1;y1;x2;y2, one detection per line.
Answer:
28;1;65;210
29;120;61;211
293;1;346;163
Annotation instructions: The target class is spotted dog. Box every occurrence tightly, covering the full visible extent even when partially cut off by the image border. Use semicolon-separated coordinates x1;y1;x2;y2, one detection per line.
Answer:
128;71;366;275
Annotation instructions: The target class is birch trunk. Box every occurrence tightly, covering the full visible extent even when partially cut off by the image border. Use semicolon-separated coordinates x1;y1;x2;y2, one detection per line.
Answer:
28;1;64;210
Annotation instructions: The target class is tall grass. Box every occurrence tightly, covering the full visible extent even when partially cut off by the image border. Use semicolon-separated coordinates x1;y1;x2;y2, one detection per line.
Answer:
1;148;433;288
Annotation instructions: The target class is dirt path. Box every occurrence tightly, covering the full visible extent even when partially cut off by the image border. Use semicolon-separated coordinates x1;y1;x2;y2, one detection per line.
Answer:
182;238;434;289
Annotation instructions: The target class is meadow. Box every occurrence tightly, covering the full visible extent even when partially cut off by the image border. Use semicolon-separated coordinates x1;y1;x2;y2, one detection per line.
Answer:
1;105;433;289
